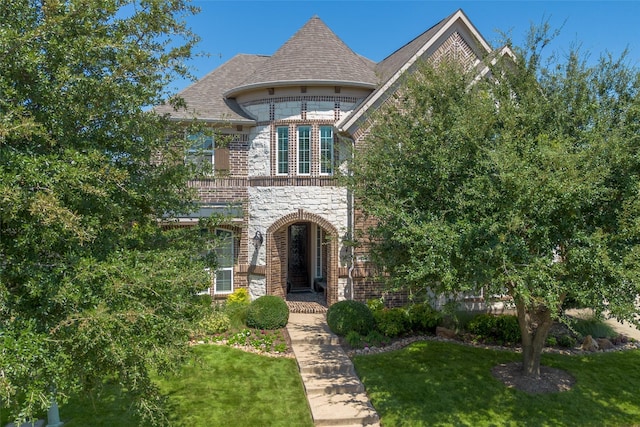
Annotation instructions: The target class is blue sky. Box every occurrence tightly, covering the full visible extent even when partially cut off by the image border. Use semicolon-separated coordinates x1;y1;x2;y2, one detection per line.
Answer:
171;1;640;93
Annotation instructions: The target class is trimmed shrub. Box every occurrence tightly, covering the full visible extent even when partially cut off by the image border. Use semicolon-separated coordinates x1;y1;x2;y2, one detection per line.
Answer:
326;300;375;336
246;296;289;330
374;308;409;338
467;314;521;345
198;310;231;335
407;303;442;333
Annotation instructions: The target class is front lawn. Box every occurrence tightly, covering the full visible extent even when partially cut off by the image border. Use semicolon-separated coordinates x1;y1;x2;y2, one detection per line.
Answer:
10;345;313;427
353;340;640;426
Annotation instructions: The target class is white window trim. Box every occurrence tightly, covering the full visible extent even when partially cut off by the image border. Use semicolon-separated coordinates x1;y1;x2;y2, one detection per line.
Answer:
213;229;234;295
319;126;333;176
276;126;289;176
297;126;311;176
214;269;233;295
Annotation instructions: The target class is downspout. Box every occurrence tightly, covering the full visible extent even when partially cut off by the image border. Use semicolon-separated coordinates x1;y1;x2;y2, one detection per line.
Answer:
337;121;356;301
348;189;355;301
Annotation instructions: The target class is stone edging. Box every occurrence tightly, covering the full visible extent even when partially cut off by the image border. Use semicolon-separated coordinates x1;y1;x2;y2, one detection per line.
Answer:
345;335;640;358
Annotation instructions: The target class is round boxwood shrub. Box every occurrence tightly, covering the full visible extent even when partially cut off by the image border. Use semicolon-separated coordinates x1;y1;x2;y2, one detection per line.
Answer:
246;295;289;329
326;300;375;336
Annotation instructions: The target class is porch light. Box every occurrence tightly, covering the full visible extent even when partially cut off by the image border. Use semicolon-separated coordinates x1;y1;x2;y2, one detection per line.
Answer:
252;231;263;249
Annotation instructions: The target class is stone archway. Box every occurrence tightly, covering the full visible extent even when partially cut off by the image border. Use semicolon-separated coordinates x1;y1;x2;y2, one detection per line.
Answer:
266;209;339;306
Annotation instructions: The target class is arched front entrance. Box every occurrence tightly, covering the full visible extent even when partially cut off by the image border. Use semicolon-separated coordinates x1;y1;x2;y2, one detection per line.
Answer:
266;210;339;306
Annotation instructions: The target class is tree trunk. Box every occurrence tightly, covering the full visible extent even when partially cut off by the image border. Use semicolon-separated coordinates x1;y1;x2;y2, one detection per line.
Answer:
515;299;555;378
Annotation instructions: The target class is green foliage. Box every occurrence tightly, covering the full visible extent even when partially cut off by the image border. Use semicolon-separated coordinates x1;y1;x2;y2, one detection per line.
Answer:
466;314;521;345
227;288;251;305
367;298;384;312
353;340;640;426
572;317;617;339
197;310;231;336
349;25;640;375
345;330;364;348
373;308;409;338
406;303;442;333
246;296;289;330
441;310;477;332
363;330;388;348
57;345;313;427
557;335;577;348
326;300;376;337
226;301;250;330
0;0;203;423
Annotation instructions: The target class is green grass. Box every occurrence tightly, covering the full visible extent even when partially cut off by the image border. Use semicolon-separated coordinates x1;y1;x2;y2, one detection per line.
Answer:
8;339;640;426
353;340;640;427
9;345;312;427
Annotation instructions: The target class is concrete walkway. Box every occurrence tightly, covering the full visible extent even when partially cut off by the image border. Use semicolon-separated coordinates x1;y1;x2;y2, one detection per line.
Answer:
287;313;380;427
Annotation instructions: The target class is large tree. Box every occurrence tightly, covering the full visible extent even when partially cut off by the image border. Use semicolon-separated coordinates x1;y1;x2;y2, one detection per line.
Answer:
350;27;640;378
0;0;214;424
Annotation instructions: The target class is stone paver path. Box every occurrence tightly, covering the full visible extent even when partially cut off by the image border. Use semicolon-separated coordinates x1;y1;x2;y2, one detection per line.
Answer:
287;313;380;427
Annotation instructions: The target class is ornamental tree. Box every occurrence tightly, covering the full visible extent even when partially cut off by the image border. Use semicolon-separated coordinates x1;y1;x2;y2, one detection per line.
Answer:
350;26;640;378
0;0;215;423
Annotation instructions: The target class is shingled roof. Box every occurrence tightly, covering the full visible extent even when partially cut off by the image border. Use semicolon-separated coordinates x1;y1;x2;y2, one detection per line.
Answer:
224;16;378;97
336;9;493;135
158;10;496;126
375;11;454;83
154;54;268;123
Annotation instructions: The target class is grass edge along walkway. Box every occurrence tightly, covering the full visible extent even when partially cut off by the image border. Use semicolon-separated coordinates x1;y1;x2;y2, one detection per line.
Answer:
353;339;640;427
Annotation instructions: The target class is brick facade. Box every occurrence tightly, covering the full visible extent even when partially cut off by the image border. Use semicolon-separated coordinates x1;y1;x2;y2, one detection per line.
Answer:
163;12;498;308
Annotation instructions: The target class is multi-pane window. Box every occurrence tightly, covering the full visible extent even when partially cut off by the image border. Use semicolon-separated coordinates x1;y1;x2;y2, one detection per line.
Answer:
214;229;234;294
319;126;333;175
297;126;311;175
186;134;214;173
275;125;336;176
277;126;289;175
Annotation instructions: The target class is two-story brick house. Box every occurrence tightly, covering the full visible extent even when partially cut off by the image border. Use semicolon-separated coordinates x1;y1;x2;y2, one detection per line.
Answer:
155;9;499;307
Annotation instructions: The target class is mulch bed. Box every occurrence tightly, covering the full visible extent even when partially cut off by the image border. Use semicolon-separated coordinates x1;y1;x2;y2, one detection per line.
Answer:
491;362;576;394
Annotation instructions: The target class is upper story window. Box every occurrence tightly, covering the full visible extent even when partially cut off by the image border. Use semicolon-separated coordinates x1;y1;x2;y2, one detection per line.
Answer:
319;126;333;175
297;126;311;175
277;126;289;175
186;133;214;173
186;133;229;175
274;124;336;177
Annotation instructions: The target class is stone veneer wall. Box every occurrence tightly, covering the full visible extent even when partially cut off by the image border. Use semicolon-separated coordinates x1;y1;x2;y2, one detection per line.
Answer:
188;91;372;304
247;186;348;302
238;94;358;303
